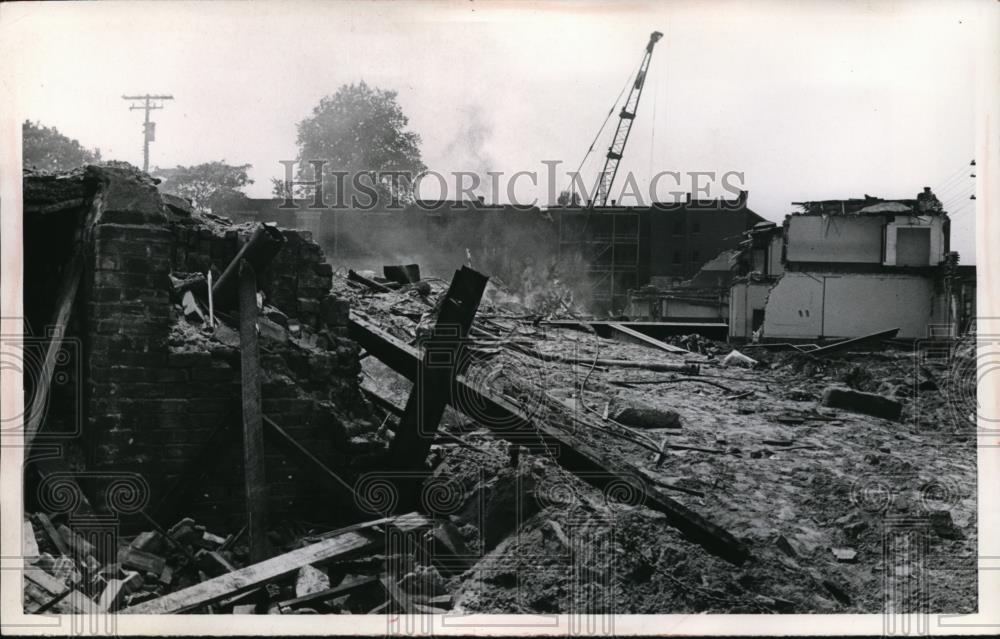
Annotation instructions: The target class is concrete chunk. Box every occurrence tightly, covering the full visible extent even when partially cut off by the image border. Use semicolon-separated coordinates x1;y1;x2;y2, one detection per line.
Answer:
821;386;902;421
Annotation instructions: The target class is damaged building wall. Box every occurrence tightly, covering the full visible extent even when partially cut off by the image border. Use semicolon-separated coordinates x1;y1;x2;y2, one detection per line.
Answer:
729;279;772;340
26;165;367;531
785;215;885;263
730;190;960;341
759;271;942;339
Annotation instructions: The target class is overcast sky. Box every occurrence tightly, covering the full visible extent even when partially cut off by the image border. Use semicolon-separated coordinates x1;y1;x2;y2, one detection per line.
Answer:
3;0;990;262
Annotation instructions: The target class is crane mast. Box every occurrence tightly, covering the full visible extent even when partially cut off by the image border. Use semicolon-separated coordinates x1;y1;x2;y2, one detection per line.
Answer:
592;31;663;207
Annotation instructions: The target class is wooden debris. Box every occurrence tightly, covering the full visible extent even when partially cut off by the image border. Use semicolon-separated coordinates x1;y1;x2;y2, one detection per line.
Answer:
196;550;237;577
348;316;750;565
211;223;286;311
232;603;258;614
379;575;416;613
807;327;899;357
57;524;94;562
608;322;690;354
98;578;131;612
348;269;392;293
118;546;166;576
123;513;430;614
131;530;165;554
24;566;100;614
386;266;488;481
35;513;70;557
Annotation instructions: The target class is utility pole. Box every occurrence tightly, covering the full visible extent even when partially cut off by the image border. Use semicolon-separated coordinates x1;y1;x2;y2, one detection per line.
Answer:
122;94;173;172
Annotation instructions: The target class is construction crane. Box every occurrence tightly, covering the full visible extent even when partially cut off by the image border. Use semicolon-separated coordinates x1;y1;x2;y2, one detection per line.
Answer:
591;31;663;207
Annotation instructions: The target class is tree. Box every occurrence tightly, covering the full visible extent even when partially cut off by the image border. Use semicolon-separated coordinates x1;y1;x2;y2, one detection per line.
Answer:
556;190;582;206
288;81;425;206
153;161;253;213
23;120;101;172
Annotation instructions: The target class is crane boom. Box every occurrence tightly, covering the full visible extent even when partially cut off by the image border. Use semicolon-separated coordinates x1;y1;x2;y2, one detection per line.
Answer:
592;31;663;207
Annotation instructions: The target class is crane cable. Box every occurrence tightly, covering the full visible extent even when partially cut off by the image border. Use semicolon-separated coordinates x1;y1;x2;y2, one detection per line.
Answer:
567;67;638;200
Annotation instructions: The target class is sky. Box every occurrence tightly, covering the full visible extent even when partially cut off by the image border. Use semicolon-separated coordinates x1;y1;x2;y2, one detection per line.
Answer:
2;0;991;262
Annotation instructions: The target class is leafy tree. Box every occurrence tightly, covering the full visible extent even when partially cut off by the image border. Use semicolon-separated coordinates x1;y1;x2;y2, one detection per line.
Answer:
556;190;582;206
153;161;253;212
288;81;425;206
22;120;101;172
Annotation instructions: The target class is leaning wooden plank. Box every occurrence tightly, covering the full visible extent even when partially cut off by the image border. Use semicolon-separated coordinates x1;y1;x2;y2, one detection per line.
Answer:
348;269;393;293
608;322;690;354
24;566;101;614
211;223;286;311
349;317;749;565
386;266;488;474
123;513;430;615
238;260;268;564
25;250;83;445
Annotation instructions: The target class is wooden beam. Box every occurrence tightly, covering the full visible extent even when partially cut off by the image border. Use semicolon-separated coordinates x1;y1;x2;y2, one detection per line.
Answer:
348;314;749;565
212;223;286;311
348;269;393;293
608;322;691;354
238;260;268;563
386;266;488;476
24;566;101;614
122;513;430;614
25;250;83;445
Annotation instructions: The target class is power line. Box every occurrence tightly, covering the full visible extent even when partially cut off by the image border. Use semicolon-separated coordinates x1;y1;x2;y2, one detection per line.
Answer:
122;94;174;172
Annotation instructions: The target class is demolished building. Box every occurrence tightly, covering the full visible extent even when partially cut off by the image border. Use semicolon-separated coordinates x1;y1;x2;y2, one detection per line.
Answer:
218;191;765;315
20;166;977;617
729;188;972;341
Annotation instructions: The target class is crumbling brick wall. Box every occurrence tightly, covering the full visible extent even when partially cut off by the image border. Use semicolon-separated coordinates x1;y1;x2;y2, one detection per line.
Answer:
28;165;373;531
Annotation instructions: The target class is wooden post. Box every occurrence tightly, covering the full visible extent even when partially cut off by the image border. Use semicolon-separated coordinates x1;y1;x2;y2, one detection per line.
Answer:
386;266;488;482
238;260;268;563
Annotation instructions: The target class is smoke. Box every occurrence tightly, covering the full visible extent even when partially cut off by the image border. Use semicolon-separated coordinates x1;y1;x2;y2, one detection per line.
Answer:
439;104;496;204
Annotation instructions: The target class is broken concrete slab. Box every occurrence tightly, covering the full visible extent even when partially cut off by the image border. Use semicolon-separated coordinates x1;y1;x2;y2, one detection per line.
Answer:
821;386;903;421
610;400;682;430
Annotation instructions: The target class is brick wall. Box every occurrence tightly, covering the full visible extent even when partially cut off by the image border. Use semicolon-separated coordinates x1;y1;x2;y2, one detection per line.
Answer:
55;165;373;531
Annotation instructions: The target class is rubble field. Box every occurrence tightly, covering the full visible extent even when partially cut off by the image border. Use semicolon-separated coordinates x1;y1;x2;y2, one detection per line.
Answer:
21;172;976;614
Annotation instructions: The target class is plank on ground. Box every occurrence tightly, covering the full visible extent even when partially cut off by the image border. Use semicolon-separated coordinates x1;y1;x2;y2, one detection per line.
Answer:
122;513;429;614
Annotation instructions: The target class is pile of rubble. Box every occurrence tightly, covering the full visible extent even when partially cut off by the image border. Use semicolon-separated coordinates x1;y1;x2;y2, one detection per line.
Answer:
20;164;977;615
